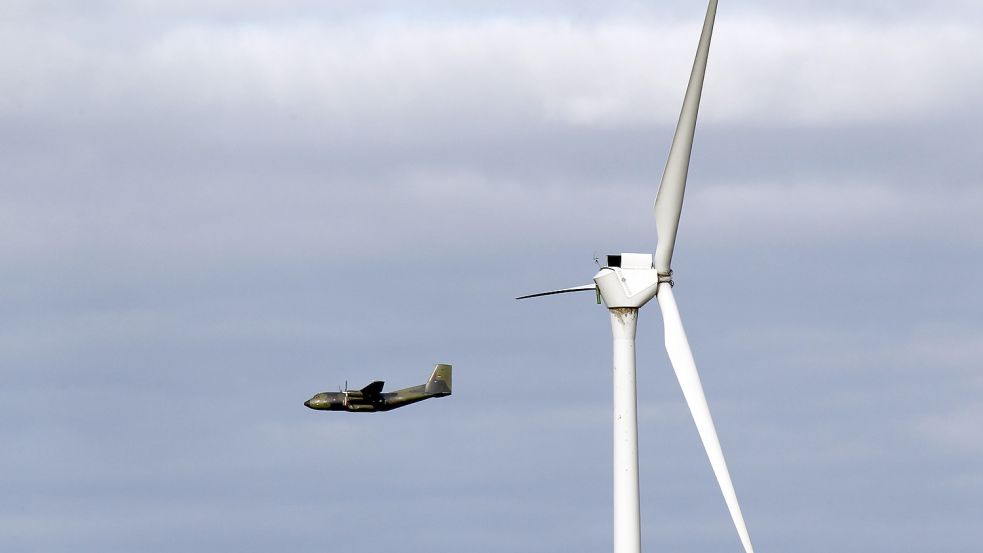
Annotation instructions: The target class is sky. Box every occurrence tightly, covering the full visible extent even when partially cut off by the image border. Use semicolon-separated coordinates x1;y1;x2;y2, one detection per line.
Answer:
2;0;982;551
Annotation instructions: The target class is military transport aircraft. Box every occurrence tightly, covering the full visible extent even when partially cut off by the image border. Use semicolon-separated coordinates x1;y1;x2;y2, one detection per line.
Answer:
304;364;452;412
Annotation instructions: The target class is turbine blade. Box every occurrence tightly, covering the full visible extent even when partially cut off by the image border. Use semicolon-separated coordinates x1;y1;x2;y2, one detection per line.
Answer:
657;285;754;553
653;0;717;274
515;284;597;300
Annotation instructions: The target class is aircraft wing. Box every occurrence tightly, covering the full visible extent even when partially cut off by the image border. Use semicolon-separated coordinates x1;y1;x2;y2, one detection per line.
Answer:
360;381;385;396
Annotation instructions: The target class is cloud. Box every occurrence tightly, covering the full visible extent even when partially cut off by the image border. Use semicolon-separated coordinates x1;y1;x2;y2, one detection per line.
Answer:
916;403;983;454
687;179;983;247
3;16;980;138
4;12;980;273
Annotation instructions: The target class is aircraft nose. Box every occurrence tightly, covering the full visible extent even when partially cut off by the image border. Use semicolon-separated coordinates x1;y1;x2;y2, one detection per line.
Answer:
304;399;312;408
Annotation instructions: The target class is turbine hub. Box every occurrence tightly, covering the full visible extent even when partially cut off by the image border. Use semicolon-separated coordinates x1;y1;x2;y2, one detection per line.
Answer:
593;252;660;309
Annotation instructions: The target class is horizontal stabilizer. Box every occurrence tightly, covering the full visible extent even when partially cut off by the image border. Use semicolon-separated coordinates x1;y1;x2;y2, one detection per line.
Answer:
360;381;385;396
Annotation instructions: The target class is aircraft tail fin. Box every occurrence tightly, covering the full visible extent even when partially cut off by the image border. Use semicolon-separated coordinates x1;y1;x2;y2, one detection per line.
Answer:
425;364;452;396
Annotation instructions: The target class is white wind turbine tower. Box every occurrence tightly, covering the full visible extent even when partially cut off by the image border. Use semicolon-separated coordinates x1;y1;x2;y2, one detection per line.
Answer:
518;1;755;552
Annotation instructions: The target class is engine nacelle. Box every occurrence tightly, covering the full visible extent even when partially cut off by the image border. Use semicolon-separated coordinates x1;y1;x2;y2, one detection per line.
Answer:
593;253;662;309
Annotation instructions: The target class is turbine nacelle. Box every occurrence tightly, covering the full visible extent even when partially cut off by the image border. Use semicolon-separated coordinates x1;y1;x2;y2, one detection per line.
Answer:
593;253;665;309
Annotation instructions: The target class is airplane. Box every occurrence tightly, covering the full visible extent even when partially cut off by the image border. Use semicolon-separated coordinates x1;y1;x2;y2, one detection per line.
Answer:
304;364;452;412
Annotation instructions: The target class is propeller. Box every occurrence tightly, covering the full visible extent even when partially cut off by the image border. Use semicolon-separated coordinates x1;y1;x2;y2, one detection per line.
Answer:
652;2;754;551
658;285;754;553
516;284;597;300
654;0;717;275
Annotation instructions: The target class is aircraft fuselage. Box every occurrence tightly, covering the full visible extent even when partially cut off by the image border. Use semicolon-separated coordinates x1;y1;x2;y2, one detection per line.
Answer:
304;364;452;413
304;385;446;412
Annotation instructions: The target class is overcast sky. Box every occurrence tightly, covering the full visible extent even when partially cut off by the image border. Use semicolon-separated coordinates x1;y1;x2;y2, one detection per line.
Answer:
2;1;982;552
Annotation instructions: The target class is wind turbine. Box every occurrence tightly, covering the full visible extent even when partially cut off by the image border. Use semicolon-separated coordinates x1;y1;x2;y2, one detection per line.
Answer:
518;1;755;552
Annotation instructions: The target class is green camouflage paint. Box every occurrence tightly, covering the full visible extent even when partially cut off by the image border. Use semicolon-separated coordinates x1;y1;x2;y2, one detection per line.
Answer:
304;364;452;413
